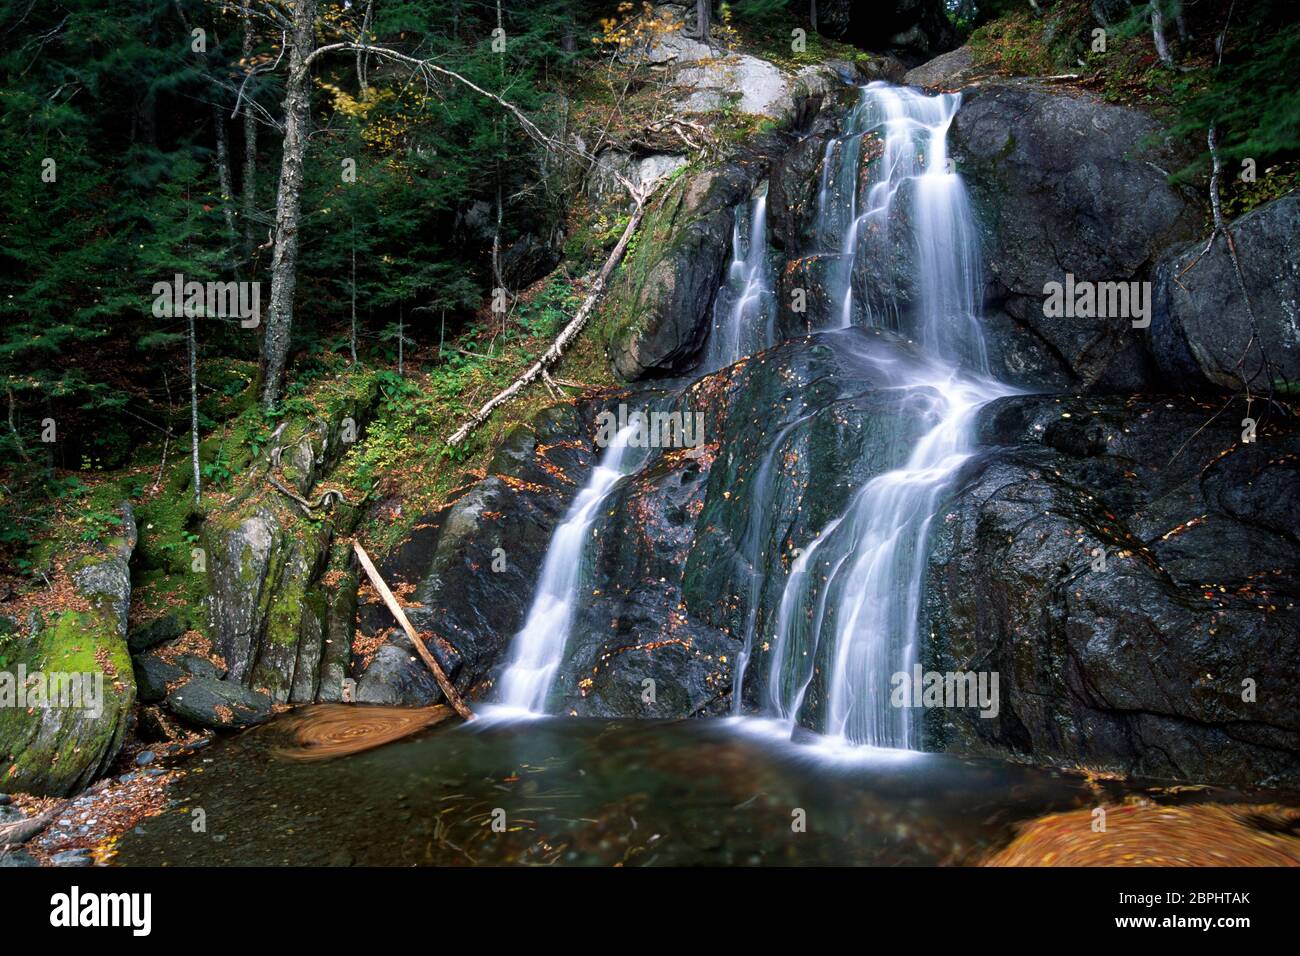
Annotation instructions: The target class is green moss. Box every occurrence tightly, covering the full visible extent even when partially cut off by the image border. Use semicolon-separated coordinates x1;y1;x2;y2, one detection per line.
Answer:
969;10;1056;76
0;600;134;796
265;578;307;648
594;174;697;351
237;540;260;587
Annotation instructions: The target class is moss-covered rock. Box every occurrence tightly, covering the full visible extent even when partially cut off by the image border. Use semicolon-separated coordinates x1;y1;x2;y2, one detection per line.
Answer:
599;75;837;382
202;381;378;706
602;162;755;380
0;504;138;796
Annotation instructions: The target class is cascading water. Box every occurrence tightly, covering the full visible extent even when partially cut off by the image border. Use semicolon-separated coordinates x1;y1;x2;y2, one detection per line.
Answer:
498;82;1006;745
705;189;777;370
812;83;987;368
754;82;1009;749
495;422;642;713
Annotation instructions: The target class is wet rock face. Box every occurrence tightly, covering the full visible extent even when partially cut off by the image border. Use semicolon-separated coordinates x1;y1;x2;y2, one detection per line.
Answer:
605;161;761;381
1150;194;1300;393
0;505;137;796
924;395;1300;788
949;80;1201;390
601;86;835;383
767;99;853;257
553;329;957;718
355;399;609;704
359;330;943;717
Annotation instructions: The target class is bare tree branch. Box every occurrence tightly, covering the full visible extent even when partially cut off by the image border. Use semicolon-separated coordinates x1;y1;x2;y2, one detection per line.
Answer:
446;180;660;448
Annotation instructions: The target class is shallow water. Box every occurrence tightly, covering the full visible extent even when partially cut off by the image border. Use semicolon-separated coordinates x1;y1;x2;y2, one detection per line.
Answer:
108;707;1284;867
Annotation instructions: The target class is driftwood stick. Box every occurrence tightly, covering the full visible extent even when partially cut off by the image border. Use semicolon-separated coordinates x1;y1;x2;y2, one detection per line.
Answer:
352;541;474;720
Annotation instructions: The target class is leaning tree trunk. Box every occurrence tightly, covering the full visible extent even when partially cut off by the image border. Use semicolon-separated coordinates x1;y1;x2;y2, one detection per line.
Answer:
260;0;317;409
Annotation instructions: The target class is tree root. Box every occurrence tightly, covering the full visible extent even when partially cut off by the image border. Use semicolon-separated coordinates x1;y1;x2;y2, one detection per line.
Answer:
266;474;351;516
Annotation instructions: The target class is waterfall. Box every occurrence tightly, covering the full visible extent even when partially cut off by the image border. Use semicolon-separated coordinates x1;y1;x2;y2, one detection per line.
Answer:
496;82;1005;742
755;82;1009;749
705;189;776;370
811;84;987;369
495;422;642;713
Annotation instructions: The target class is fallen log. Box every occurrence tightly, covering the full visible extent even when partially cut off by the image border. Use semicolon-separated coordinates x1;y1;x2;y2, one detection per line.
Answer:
0;802;65;847
351;541;474;721
445;183;659;447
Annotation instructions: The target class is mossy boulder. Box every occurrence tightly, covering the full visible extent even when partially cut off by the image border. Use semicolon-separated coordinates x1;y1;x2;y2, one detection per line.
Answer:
0;504;138;796
204;504;334;705
599;87;832;382
603;162;757;380
202;381;378;706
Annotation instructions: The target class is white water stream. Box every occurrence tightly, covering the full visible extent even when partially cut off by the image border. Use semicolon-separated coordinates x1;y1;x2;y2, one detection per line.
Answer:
759;83;1009;749
500;83;1009;746
495;423;641;712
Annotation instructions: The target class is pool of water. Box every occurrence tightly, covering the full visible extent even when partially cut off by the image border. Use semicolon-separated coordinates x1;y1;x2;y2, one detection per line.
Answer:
110;706;1280;866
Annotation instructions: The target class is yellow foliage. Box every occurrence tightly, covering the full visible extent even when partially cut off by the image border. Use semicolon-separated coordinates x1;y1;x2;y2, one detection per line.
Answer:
314;81;439;155
591;1;681;50
317;81;393;120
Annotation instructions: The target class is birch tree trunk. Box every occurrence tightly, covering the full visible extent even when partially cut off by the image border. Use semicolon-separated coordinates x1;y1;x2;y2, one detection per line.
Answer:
260;0;317;409
492;0;505;302
241;5;257;257
356;0;373;94
212;107;238;271
1151;2;1175;68
188;309;201;505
